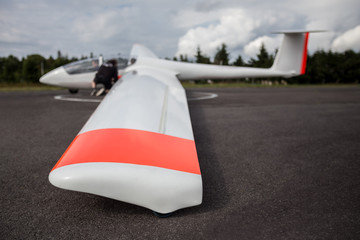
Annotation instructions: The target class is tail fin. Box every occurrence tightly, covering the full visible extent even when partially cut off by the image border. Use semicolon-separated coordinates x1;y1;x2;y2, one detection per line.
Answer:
271;31;311;76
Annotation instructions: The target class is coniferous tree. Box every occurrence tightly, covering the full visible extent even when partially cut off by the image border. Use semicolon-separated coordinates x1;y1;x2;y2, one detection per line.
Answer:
179;54;189;62
214;43;229;65
248;43;273;68
233;55;245;66
195;46;210;64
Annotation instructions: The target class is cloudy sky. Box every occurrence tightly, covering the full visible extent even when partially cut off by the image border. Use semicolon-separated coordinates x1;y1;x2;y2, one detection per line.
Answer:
1;0;359;61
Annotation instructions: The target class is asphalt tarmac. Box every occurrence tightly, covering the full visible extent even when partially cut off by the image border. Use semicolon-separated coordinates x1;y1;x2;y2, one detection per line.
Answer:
1;87;360;239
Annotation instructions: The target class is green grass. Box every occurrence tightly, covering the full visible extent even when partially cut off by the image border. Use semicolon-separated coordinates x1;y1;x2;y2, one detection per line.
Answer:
181;81;360;88
0;82;63;91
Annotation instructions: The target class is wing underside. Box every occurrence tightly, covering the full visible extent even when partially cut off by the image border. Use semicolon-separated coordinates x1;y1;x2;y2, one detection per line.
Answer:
49;67;202;214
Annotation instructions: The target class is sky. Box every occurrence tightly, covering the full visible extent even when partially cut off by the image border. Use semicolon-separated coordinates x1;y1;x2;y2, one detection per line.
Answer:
1;0;359;61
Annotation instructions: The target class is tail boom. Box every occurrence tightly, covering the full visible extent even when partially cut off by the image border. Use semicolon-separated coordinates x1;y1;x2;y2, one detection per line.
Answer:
126;31;323;81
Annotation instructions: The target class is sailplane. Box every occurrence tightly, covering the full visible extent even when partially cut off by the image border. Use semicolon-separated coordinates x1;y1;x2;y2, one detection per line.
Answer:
40;31;319;217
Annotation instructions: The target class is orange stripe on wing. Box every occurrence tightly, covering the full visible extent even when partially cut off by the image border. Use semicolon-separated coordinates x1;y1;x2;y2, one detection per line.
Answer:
52;129;201;175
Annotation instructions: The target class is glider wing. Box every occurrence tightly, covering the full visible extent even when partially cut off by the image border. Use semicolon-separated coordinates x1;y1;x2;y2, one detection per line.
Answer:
49;65;202;214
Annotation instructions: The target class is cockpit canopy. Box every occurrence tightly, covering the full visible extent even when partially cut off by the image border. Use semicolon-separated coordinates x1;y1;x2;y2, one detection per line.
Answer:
63;56;128;75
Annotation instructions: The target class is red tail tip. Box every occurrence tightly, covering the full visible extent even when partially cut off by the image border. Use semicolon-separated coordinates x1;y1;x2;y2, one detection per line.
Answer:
300;32;310;74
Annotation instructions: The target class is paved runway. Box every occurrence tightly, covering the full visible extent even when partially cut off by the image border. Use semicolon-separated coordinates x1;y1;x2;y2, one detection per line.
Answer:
1;87;360;239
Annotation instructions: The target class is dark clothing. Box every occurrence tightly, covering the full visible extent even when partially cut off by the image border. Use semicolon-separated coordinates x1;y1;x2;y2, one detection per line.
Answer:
94;62;118;90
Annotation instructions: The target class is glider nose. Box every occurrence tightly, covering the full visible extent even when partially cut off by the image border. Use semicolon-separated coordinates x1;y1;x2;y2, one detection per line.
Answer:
39;71;52;85
39;67;67;86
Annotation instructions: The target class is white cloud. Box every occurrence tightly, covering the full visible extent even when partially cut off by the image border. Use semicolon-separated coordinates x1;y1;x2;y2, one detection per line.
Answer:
175;9;264;59
331;25;360;52
1;0;360;59
175;7;296;60
172;9;222;29
244;35;282;58
72;11;121;42
175;0;360;61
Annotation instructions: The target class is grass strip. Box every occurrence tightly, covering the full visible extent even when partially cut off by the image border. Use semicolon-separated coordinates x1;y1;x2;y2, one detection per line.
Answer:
0;83;63;91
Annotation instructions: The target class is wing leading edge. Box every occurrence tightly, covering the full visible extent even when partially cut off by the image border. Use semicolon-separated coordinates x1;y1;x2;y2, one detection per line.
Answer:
49;65;202;214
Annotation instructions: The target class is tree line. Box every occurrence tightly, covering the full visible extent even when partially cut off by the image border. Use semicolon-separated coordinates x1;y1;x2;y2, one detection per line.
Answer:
0;51;89;83
1;45;359;84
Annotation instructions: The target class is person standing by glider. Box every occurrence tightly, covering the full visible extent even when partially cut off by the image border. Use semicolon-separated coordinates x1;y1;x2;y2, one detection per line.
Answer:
91;59;118;96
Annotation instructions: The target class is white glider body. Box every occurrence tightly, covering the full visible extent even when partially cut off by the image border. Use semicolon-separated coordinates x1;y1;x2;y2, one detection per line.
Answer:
40;57;127;89
44;31;315;214
40;66;95;89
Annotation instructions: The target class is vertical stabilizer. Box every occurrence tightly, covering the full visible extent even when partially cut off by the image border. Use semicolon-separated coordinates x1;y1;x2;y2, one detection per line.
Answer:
271;31;311;76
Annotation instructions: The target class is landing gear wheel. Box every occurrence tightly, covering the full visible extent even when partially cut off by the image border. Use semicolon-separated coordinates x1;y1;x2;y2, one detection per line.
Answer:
153;211;173;218
68;89;79;94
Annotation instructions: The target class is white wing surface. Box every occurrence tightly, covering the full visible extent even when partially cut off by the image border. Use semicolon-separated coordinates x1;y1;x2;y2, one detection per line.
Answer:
49;62;202;214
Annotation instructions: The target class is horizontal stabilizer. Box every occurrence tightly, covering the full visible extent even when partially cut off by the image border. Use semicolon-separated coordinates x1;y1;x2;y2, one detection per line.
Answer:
272;30;326;34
